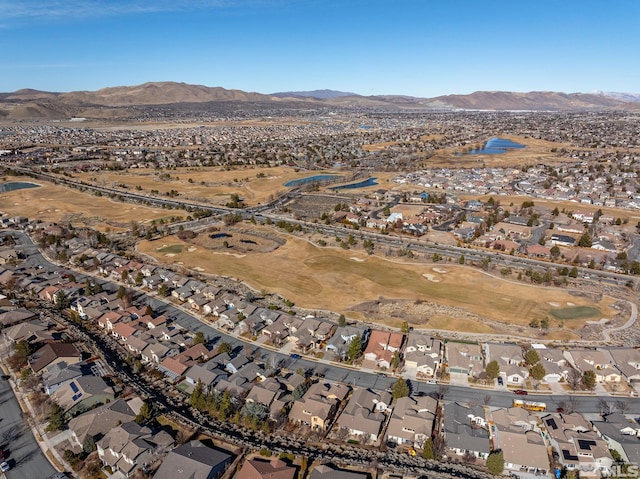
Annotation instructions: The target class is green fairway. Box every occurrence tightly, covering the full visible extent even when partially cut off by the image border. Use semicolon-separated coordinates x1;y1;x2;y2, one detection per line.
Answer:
157;244;184;254
550;306;601;320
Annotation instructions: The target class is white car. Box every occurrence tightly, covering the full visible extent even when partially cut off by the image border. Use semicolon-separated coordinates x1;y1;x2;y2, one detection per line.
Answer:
0;460;9;472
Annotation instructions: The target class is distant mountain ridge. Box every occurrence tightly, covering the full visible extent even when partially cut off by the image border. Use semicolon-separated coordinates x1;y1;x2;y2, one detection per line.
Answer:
1;81;639;120
272;89;357;99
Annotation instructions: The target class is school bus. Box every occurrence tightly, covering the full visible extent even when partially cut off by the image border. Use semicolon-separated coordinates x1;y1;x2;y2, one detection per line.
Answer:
513;399;547;412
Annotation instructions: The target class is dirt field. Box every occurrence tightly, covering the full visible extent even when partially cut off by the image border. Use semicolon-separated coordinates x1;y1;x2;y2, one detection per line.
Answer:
137;227;615;336
0;176;181;231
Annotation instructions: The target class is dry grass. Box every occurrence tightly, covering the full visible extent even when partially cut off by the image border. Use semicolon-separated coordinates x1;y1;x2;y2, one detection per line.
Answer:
138;230;613;332
73;166;348;207
0;176;183;231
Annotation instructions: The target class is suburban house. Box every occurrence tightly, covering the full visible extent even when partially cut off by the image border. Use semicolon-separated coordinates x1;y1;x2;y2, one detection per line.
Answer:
308;464;369;479
325;325;365;361
484;342;528;385
245;377;290;419
543;412;613;475
152;440;233;479
96;421;174;478
335;388;392;443
184;359;229;393
29;342;82;374
488;407;549;475
51;375;115;416
445;341;484;377
362;330;404;370
42;361;95;395
236;456;297;479
386;395;437;448
68;398;139;447
564;349;621;383
592;413;640;466
535;346;572;383
288;381;350;431
443;402;490;460
404;332;442;378
607;348;640;384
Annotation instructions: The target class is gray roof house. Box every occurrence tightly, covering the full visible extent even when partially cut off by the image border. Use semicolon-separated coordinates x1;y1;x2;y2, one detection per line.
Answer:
97;421;174;477
152;440;233;479
336;388;391;443
443;402;490;459
386;395;437;448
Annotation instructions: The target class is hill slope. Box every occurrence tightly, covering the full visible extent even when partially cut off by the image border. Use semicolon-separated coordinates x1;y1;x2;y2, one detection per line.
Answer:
1;82;638;120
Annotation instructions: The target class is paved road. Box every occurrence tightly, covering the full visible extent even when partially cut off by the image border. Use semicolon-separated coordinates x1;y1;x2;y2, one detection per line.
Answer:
0;377;57;479
7;230;640;415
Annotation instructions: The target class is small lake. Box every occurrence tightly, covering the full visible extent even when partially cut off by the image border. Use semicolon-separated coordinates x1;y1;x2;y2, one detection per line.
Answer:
330;177;378;190
0;182;40;193
284;175;341;187
468;137;526;155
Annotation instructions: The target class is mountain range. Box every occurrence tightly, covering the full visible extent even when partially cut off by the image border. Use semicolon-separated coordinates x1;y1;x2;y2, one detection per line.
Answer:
0;81;639;121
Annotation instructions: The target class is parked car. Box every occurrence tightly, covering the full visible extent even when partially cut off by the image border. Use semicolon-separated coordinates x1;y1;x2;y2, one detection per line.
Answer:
497;377;503;386
290;353;301;359
514;389;528;395
1;460;10;472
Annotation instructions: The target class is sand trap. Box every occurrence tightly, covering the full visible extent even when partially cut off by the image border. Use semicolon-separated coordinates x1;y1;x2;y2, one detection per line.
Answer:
586;318;609;325
187;247;197;252
350;257;364;262
566;302;575;306
548;302;560;307
422;273;441;283
194;266;205;272
213;251;247;258
165;253;175;257
433;267;448;274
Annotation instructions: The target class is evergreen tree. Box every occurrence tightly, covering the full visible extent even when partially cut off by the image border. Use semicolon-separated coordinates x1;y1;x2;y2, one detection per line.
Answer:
391;378;410;400
486;451;504;475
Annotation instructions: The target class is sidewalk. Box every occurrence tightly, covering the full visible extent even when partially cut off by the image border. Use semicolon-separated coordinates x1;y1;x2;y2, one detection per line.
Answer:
3;367;76;478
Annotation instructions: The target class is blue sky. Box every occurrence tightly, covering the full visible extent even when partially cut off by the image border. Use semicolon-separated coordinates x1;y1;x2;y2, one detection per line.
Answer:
2;0;639;96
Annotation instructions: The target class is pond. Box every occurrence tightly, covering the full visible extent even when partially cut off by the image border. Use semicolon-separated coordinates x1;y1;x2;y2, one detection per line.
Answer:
330;177;378;190
284;175;342;187
0;182;40;193
468;137;526;155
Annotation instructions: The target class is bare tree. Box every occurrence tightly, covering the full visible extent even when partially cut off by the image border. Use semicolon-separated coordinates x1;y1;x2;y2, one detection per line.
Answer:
615;400;630;414
598;398;613;416
566;368;582;391
558;396;580;414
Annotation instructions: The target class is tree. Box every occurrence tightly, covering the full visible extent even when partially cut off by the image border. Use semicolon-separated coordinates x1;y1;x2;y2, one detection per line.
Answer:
347;335;362;363
530;363;546;381
193;331;206;345
582;370;597;390
338;314;347;327
117;285;127;299
46;403;66;432
567;368;582;391
568;266;579;278
391;378;410;400
485;360;500;380
136;401;154;424
578;231;592;248
524;349;540;366
390;351;401;370
422;437;434;460
400;321;410;333
158;283;169;297
218;342;232;354
486;450;504;475
83;435;97;454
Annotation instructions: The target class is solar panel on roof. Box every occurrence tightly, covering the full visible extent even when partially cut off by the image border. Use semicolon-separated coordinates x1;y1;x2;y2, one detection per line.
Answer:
69;382;79;393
